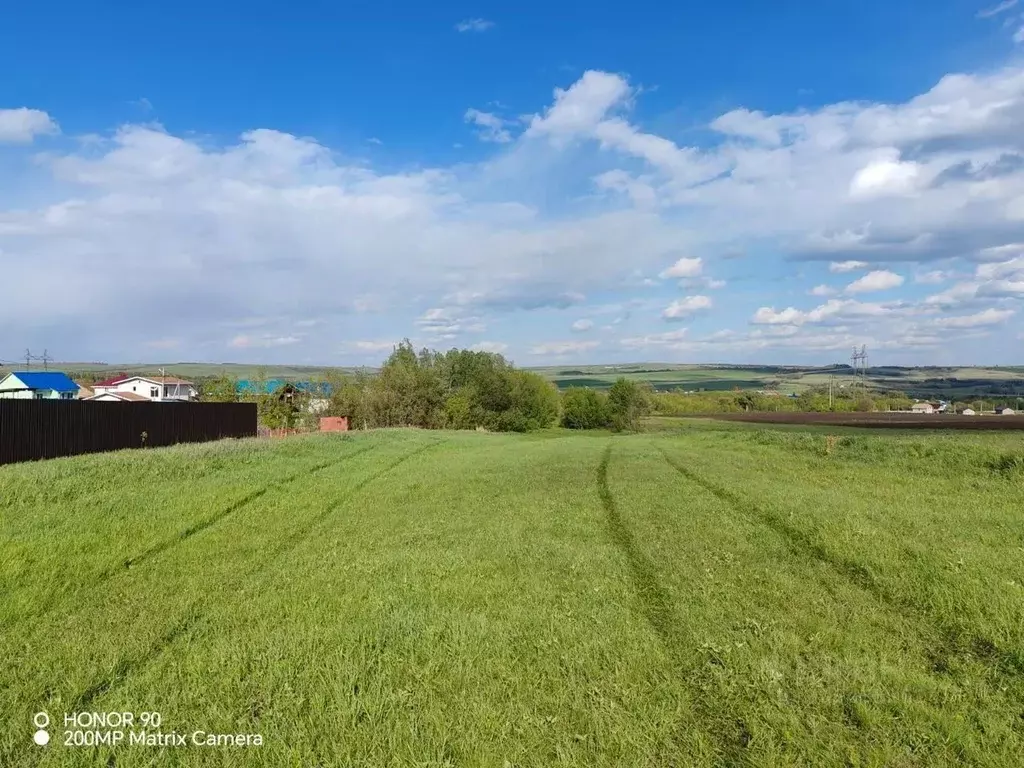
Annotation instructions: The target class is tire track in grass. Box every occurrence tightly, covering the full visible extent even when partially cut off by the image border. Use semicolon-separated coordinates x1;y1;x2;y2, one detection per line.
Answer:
597;444;677;647
14;440;382;625
599;444;756;765
251;438;445;573
656;443;1024;683
49;438;446;741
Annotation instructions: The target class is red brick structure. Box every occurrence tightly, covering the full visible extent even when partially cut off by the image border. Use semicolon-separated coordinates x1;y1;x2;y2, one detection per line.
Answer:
319;416;349;432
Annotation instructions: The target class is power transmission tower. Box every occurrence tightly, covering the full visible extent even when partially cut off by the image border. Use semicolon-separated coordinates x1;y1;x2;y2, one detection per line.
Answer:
850;345;868;391
22;348;53;370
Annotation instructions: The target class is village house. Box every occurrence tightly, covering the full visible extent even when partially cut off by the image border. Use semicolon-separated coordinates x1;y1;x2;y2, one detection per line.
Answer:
88;375;198;402
0;371;81;400
910;402;935;414
995;406;1016;415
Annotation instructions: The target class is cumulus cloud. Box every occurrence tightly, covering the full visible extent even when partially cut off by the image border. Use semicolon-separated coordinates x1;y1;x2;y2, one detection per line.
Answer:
658;256;702;278
829;260;869;273
662;295;712;320
933;308;1015;328
752;299;894;326
845;270;905;293
470;341;509;353
6;57;1024;363
0;108;59;143
465;108;513;143
809;284;836;296
571;319;594;331
849;150;921;199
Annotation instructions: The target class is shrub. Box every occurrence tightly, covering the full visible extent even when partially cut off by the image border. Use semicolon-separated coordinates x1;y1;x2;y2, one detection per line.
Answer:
561;387;610;429
607;378;652;432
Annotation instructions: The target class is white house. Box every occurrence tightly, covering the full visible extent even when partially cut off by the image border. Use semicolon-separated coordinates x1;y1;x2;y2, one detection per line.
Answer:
910;402;935;414
960;408;976;416
90;375;198;402
996;406;1016;415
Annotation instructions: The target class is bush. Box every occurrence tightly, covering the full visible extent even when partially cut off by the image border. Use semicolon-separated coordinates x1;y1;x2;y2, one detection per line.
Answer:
607;378;652;431
561;387;610;429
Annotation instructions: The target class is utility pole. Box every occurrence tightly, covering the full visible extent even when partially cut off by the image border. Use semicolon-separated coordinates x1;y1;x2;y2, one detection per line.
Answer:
24;349;32;369
829;374;834;409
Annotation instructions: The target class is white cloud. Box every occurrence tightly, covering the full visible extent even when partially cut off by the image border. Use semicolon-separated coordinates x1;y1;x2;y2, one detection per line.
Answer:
845;270;905;293
849;149;921;199
470;341;508;353
829;261;869;273
934;308;1015;328
525;70;632;140
0;108;59;143
659;257;702;278
455;18;494;32
662;295;712;320
571;319;594;332
530;340;600;355
1015;26;1024;43
809;284;836;296
465;108;513;143
620;328;688;348
6;60;1024;363
977;0;1018;18
914;270;950;284
752;299;895;326
230;334;301;349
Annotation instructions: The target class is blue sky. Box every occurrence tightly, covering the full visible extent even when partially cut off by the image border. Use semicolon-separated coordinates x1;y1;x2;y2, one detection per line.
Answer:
2;1;1023;366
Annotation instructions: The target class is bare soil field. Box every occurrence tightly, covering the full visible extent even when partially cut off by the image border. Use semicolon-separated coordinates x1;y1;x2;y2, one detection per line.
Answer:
701;412;1024;430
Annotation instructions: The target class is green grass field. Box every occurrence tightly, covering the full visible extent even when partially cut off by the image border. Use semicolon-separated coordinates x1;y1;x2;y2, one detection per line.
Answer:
2;424;1024;766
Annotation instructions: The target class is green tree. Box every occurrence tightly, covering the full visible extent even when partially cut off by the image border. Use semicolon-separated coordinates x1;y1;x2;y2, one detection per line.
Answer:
607;378;651;431
200;375;239;402
560;387;610;429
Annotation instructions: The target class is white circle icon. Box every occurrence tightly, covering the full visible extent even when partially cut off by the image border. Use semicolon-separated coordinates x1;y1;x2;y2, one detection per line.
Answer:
33;730;50;746
33;712;49;729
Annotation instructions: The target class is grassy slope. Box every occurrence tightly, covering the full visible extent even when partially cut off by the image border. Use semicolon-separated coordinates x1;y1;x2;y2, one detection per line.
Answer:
1;426;1023;766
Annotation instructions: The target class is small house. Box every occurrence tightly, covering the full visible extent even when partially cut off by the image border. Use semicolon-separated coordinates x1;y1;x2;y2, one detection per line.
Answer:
960;408;976;416
92;375;197;402
0;371;80;400
995;406;1016;415
910;402;935;414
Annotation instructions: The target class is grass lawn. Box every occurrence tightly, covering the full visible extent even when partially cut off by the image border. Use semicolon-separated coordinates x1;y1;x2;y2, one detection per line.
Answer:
2;424;1023;766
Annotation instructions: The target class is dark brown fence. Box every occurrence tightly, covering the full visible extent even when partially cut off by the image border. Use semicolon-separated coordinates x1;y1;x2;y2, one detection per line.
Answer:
0;400;257;465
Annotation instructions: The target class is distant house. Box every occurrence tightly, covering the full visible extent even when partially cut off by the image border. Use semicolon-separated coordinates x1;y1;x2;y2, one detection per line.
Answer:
960;408;976;416
910;402;935;414
85;391;151;402
995;406;1016;415
0;371;80;400
91;375;197;402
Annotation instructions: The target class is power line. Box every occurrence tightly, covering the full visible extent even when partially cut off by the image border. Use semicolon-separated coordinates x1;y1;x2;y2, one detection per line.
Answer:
14;349;54;370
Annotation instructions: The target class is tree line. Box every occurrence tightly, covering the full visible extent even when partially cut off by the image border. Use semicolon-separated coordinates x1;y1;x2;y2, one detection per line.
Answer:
199;341;651;433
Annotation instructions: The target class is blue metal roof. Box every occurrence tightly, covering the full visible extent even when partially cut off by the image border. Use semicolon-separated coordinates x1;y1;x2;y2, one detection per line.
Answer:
10;371;80;392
